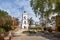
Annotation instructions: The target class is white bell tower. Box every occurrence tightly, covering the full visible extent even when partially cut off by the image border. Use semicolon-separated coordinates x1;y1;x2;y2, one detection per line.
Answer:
22;11;29;29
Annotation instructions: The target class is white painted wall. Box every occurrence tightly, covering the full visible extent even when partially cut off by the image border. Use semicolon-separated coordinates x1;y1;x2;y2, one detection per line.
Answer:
22;12;29;29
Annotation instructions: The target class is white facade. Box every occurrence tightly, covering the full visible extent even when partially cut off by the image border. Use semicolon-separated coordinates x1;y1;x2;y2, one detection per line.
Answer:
22;11;29;29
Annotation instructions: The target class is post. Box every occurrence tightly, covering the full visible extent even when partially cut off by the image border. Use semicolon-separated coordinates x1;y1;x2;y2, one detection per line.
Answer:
55;16;58;31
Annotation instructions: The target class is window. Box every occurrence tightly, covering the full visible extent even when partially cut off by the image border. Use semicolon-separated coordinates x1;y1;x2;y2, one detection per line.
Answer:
24;21;26;24
24;26;26;29
24;16;26;19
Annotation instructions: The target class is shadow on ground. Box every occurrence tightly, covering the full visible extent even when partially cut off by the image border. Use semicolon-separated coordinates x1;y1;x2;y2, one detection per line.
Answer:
26;31;60;40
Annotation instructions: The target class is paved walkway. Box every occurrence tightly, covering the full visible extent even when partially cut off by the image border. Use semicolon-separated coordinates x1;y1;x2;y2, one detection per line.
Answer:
11;31;60;40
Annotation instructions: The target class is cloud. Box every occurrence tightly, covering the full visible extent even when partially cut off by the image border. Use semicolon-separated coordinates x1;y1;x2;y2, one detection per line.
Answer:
0;0;35;21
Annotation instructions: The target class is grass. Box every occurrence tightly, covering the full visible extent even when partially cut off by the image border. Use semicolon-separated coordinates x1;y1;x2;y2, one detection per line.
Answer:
29;26;42;30
22;31;36;34
0;27;5;33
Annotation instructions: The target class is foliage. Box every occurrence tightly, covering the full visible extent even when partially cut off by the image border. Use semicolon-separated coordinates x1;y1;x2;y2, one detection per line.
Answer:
0;27;5;33
28;17;34;27
30;0;53;27
0;10;12;32
30;0;60;18
22;31;36;34
55;1;60;13
30;0;47;14
30;0;60;16
29;26;42;30
30;0;60;28
15;18;19;26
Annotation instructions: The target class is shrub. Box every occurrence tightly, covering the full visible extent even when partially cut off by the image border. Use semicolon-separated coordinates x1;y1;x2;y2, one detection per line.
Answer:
29;27;42;30
22;31;36;34
22;31;29;34
29;31;36;34
0;27;5;33
47;27;52;32
0;24;12;32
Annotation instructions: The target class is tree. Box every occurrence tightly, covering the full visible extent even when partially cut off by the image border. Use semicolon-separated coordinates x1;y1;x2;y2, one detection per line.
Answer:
30;0;52;27
30;0;59;25
55;0;60;14
30;0;60;31
28;17;34;27
0;10;12;32
15;18;19;26
30;0;47;15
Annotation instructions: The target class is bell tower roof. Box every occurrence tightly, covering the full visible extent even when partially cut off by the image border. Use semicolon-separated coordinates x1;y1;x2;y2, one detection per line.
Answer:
24;11;26;13
23;11;27;15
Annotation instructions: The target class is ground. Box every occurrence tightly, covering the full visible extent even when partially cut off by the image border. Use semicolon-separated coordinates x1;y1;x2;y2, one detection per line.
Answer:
12;35;49;40
11;30;60;40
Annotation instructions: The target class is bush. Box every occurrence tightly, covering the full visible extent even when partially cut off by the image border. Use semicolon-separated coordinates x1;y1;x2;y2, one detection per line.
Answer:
47;27;52;32
22;31;29;34
0;25;12;32
29;31;36;34
0;27;5;33
22;31;36;34
29;27;42;30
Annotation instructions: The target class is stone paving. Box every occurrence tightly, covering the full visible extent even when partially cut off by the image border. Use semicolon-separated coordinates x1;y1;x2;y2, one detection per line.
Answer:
11;31;60;40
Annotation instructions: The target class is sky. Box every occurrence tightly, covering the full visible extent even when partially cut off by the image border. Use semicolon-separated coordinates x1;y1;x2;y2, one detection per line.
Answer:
0;0;57;23
0;0;38;21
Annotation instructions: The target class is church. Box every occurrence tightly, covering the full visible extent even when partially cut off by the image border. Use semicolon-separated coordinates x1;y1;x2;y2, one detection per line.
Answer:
21;11;29;29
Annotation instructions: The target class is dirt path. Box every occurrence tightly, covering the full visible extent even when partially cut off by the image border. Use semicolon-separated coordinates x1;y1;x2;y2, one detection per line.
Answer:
11;32;60;40
11;35;49;40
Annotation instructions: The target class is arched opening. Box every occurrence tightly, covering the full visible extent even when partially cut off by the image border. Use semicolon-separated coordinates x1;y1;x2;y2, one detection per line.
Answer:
24;26;26;29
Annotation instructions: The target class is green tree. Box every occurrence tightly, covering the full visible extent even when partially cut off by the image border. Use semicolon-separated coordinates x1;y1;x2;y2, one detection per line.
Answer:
30;0;60;31
0;10;12;32
15;18;19;26
30;0;51;27
28;17;34;28
30;0;59;25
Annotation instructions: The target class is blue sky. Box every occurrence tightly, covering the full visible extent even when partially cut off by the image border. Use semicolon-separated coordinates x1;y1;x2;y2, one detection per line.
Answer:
0;0;38;21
